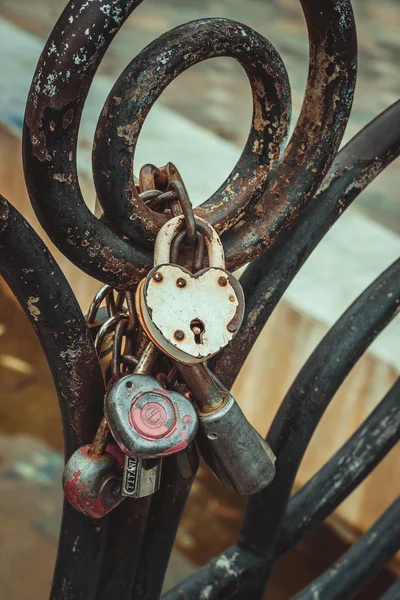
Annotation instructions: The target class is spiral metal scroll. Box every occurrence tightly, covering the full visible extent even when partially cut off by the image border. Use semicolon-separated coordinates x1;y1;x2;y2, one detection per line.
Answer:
0;0;396;598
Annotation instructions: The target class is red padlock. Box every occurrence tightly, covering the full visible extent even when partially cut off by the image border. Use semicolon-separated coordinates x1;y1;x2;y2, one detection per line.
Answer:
63;444;124;519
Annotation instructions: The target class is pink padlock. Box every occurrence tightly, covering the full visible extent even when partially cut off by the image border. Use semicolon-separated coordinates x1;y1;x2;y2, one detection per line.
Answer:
104;374;198;458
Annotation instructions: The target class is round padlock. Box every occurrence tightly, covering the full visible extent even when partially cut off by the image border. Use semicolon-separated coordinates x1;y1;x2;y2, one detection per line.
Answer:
136;216;245;364
104;374;198;458
63;443;124;519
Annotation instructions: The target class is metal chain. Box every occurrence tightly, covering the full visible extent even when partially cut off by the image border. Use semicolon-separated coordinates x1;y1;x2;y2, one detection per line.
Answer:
85;280;179;457
138;162;205;272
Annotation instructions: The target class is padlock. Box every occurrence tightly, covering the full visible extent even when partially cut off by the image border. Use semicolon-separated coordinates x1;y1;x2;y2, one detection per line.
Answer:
178;363;276;495
63;443;124;519
136;215;245;364
196;395;276;494
121;455;162;498
104;373;198;458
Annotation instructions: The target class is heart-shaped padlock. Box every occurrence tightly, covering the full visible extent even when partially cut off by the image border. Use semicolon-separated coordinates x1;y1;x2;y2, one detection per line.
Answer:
104;374;198;458
136;216;245;364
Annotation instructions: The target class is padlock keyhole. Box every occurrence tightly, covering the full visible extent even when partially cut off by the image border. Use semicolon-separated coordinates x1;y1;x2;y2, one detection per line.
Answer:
190;319;205;345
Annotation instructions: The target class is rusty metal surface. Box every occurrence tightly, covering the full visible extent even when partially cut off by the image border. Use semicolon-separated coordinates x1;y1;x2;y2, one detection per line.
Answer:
93;17;290;243
221;0;358;271
23;1;357;286
0;196;109;600
166;260;400;599
23;0;151;290
215;99;400;389
0;0;397;599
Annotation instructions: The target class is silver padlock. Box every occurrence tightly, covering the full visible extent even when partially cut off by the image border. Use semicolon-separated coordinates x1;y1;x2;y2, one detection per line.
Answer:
178;363;276;495
121;456;162;498
136;215;245;364
104;373;198;458
196;396;276;494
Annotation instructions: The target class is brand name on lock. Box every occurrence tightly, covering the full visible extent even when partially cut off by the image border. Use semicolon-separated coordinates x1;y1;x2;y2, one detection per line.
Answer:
123;457;139;495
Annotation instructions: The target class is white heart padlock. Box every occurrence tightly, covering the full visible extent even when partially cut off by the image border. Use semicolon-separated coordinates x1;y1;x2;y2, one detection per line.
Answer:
136;216;245;364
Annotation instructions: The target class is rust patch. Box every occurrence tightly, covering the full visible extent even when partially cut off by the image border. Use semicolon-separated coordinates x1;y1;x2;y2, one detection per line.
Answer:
62;109;74;129
0;197;9;233
27;296;41;321
53;173;73;184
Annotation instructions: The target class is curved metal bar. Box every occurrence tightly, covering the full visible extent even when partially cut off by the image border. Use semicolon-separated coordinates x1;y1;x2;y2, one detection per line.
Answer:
162;546;265;600
162;380;400;600
96;497;152;600
133;445;200;600
379;578;400;600
0;195;107;600
239;259;400;561
22;0;152;289
93;18;291;243
0;197;104;457
215;100;400;390
293;496;400;600
221;0;357;271
161;261;400;600
99;390;199;600
277;378;400;558
21;0;356;284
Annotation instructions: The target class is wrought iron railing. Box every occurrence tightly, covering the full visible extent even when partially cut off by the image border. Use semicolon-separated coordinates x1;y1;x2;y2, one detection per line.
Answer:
0;0;398;598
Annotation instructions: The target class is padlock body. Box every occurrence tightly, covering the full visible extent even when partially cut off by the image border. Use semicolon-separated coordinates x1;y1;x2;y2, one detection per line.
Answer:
196;395;276;495
137;264;244;364
121;455;162;498
63;444;124;518
105;374;198;458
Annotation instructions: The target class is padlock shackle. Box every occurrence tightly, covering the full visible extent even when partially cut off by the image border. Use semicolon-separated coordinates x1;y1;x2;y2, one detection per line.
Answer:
154;215;225;270
86;284;113;324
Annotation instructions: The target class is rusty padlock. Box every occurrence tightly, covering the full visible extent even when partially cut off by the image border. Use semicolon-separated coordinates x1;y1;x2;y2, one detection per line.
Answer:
136;215;244;364
62;443;124;519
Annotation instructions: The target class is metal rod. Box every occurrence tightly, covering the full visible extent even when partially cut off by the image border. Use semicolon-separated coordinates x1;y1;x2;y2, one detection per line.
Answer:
91;417;110;458
95;497;152;600
22;0;152;289
95;341;160;598
215;100;400;390
93;18;290;244
162;380;400;599
176;363;227;413
133;445;200;600
293;497;400;600
135;342;159;375
0;196;107;600
240;260;400;556
162;546;265;600
379;578;400;600
277;378;400;558
220;0;357;271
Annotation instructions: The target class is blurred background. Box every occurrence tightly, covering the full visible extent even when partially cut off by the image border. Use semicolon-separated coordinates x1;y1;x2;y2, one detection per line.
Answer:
0;0;399;598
